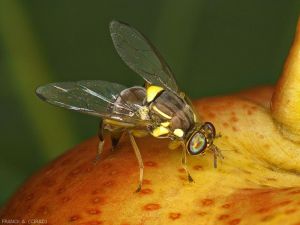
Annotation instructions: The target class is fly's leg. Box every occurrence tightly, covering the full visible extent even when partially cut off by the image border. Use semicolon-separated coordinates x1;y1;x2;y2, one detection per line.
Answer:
111;131;123;151
94;120;105;165
128;131;144;192
209;144;224;168
181;147;194;182
215;133;222;139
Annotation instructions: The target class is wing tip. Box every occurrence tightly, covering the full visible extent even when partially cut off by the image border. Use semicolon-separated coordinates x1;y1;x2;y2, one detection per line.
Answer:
35;86;47;101
109;20;119;31
109;20;131;33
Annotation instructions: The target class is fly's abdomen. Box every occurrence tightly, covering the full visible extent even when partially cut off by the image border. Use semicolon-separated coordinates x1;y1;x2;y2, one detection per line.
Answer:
114;86;146;106
107;86;147;126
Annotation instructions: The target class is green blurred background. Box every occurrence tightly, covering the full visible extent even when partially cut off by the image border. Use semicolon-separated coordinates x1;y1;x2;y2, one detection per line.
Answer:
0;0;299;206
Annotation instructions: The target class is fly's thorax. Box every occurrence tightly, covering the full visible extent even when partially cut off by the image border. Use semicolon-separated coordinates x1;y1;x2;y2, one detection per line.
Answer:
145;86;196;139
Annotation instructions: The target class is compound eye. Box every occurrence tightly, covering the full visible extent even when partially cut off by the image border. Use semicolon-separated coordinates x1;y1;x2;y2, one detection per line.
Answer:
188;132;207;155
202;122;216;137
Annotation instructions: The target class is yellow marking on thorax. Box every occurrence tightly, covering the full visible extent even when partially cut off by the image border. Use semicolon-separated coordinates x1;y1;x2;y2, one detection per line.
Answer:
151;126;169;137
173;128;184;138
104;119;135;128
146;85;164;102
152;105;172;119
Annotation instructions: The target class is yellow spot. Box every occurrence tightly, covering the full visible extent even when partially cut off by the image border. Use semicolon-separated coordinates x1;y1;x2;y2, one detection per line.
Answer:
173;128;184;137
147;85;164;102
151;126;169;137
153;105;172;119
161;121;170;127
132;130;148;138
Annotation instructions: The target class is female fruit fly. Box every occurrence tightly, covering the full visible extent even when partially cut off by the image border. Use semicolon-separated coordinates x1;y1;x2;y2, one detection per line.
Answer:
36;20;223;192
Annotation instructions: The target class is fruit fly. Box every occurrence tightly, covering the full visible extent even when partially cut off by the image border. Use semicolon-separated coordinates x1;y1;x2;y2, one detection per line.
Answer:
36;20;223;192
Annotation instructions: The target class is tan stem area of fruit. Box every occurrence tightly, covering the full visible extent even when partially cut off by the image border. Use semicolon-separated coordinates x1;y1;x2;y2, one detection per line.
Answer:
219;90;300;174
271;17;300;143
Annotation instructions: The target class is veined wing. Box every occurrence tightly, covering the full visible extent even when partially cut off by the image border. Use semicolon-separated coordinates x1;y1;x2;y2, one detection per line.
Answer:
36;80;149;125
110;20;179;93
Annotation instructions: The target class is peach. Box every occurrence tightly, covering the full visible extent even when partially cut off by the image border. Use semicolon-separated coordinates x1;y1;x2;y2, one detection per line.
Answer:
2;18;300;225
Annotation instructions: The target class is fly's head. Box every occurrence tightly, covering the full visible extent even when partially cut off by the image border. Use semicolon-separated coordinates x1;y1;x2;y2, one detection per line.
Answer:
185;122;217;155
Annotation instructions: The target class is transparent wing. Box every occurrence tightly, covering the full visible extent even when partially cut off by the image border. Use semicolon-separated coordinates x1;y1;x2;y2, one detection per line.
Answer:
110;20;179;93
36;80;149;125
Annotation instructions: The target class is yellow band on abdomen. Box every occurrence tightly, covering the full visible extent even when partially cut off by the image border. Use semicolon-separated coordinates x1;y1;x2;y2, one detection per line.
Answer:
152;105;172;119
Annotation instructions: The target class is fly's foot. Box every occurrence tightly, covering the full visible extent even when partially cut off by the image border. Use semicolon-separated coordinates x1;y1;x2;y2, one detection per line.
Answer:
187;173;194;183
135;183;142;193
93;154;100;165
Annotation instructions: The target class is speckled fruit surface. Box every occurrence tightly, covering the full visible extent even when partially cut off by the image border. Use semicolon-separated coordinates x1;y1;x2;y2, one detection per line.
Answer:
1;85;300;225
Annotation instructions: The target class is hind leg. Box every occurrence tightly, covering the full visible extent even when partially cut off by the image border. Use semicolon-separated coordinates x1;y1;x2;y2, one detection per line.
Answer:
94;120;105;164
128;131;144;192
111;131;123;151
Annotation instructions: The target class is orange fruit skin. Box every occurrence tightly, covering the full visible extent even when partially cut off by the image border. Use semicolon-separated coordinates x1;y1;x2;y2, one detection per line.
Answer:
2;86;300;225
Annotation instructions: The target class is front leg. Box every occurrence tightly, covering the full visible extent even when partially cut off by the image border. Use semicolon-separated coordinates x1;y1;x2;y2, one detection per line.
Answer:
209;144;224;168
181;146;194;182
